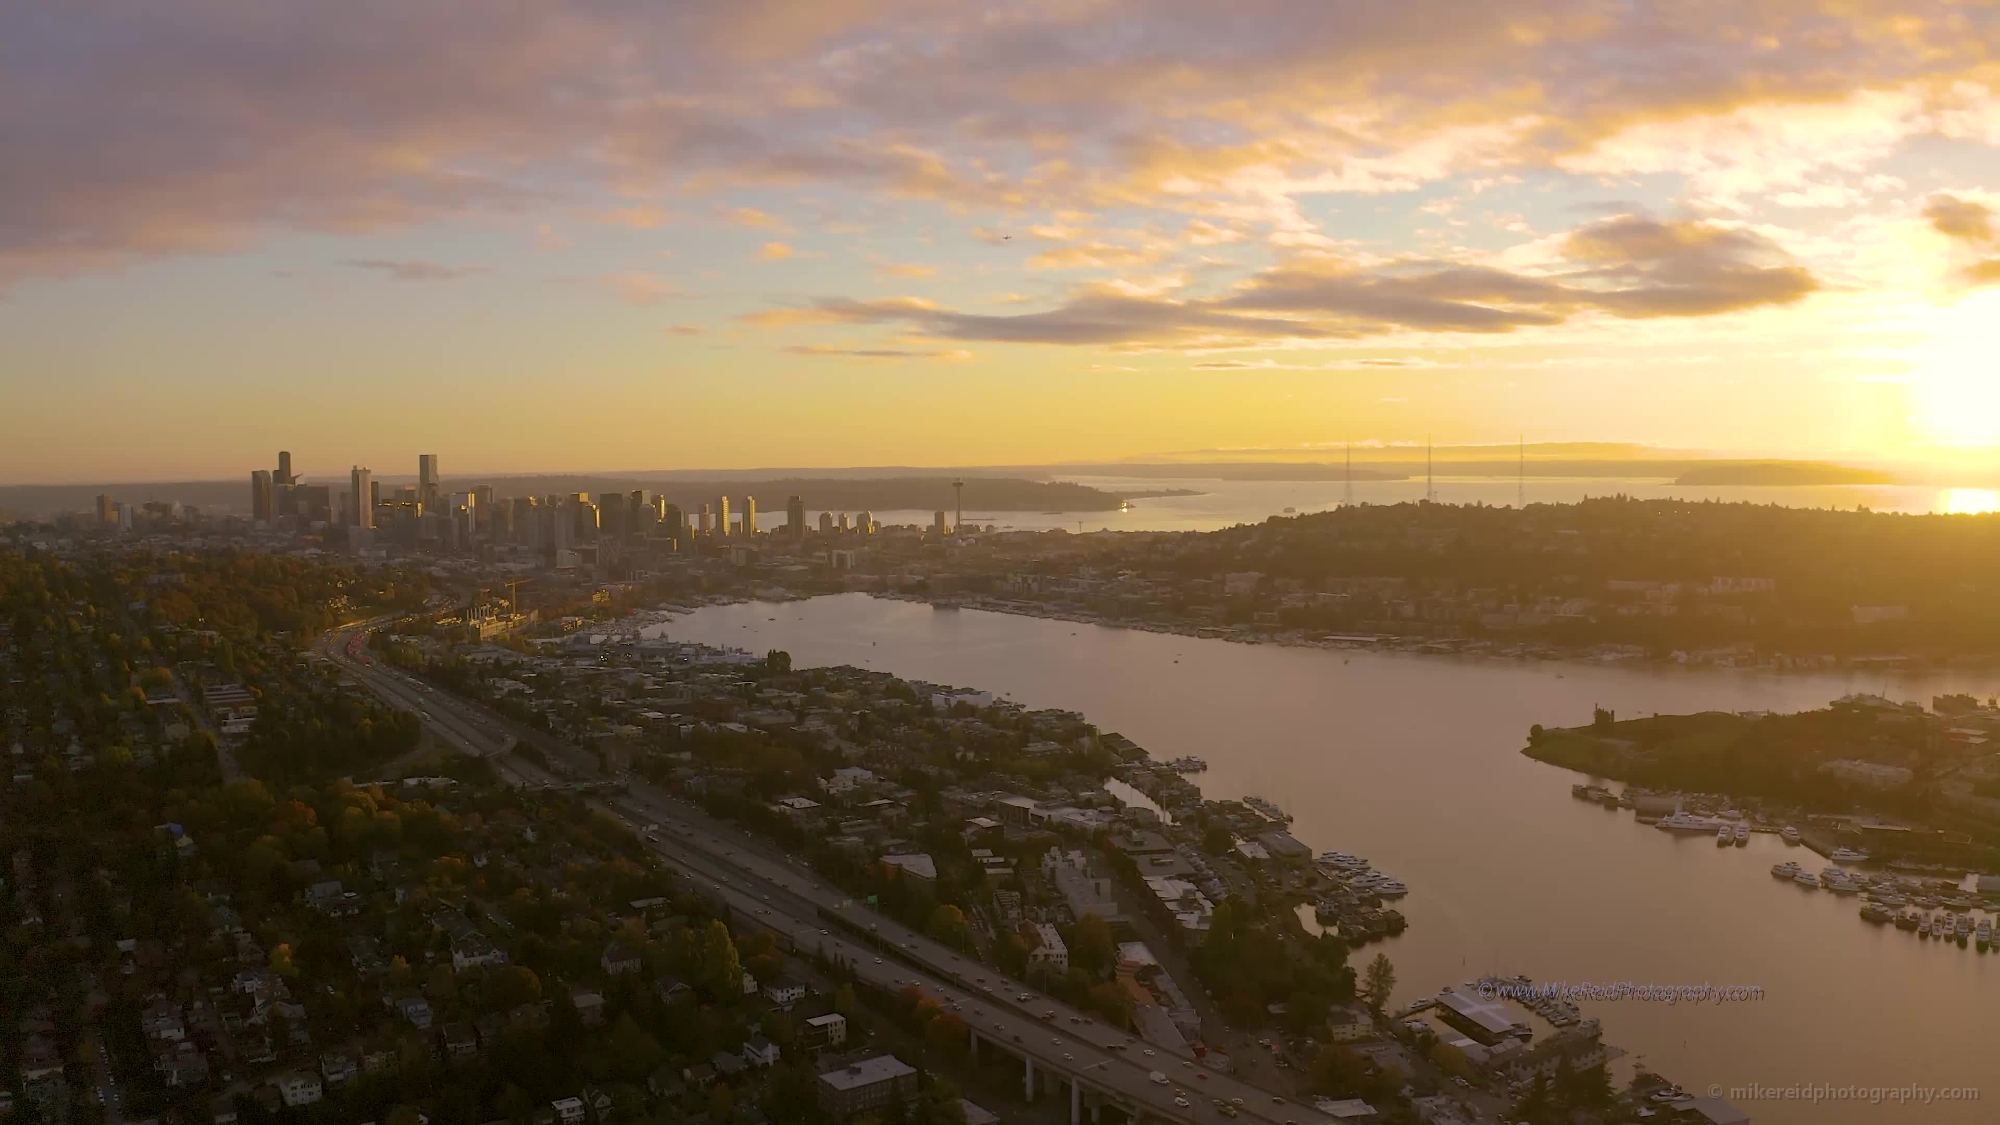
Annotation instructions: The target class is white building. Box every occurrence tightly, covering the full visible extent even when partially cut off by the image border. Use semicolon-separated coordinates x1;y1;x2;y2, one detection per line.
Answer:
1029;923;1068;972
276;1073;323;1108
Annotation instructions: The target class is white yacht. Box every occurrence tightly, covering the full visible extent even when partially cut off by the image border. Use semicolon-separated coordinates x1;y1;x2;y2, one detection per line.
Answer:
1977;920;1992;951
1733;824;1750;846
1715;825;1734;847
1771;861;1802;879
1657;810;1721;834
1829;847;1869;863
1793;870;1820;888
1374;879;1409;898
1780;826;1801;844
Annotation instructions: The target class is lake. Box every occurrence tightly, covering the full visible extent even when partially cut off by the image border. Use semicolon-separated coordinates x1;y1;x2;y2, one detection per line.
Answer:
666;593;1999;1124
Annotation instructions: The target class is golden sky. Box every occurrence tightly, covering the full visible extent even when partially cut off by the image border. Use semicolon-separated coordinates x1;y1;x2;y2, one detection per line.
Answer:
5;0;2000;481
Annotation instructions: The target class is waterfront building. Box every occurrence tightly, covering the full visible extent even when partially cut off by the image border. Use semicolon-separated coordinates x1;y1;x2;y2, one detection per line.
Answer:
743;495;758;536
787;495;806;538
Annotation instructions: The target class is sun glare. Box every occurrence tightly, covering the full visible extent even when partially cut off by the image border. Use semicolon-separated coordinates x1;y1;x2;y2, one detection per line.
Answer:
1909;288;2000;448
1939;488;2000;514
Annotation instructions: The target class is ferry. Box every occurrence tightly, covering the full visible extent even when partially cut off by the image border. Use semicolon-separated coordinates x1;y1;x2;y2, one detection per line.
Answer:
1829;847;1869;863
1733;824;1750;846
1771;861;1802;879
1780;826;1802;845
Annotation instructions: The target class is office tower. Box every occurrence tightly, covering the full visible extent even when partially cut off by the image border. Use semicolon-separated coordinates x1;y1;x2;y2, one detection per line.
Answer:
418;454;440;511
490;500;512;542
116;503;133;531
598;492;625;540
627;490;653;541
786;495;806;538
349;467;374;528
474;485;494;529
698;504;713;534
838;512;851;533
276;450;295;486
818;511;834;535
369;479;381;513
742;496;758;536
574;499;598;542
932;510;947;535
859;510;876;535
94;493;115;525
952;478;964;537
295;484;332;523
662;504;685;544
717;496;731;537
251;470;274;521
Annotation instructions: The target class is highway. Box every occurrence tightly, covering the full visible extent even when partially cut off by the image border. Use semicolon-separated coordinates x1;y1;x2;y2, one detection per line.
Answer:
319;626;1330;1125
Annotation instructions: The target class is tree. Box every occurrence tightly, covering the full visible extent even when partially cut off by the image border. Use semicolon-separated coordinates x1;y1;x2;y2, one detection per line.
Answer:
488;965;543;1010
926;904;969;949
425;963;458;1003
1066;914;1116;978
696;919;742;999
1361;952;1396;1015
1201;822;1234;856
765;650;792;674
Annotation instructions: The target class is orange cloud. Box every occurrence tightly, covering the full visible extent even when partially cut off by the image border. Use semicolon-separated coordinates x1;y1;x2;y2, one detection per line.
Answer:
758;241;796;261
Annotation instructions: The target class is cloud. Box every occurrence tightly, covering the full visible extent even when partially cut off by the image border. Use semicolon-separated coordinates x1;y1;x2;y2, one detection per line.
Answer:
601;271;681;306
3;0;1998;303
344;258;482;281
721;206;788;230
758;241;796;261
749;215;1817;347
874;259;938;278
783;344;972;360
667;324;705;336
1027;243;1162;270
1926;194;1995;244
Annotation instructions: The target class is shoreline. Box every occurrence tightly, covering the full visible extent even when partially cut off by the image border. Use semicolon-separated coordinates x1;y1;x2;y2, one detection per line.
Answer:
873;592;2000;679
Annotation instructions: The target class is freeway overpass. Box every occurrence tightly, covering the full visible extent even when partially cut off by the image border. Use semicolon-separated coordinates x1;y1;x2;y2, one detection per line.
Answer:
320;626;1331;1125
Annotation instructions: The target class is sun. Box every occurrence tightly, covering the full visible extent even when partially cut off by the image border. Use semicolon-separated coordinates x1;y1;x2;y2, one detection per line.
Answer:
1908;288;2000;448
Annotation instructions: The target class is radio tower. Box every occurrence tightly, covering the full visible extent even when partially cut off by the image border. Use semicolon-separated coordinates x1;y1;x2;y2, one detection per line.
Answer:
952;478;964;535
1343;443;1354;507
1425;436;1435;503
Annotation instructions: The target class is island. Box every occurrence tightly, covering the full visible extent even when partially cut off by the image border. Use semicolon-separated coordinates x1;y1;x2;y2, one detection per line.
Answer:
1670;461;1894;486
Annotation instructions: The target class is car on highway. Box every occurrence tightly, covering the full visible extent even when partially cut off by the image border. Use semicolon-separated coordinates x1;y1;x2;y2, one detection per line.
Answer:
1174;1097;1190;1108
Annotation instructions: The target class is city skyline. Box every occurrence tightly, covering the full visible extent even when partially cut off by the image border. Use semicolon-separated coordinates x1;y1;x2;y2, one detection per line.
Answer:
7;3;2000;482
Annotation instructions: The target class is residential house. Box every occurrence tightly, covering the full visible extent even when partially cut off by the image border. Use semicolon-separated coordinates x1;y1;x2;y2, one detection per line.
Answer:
397;995;434;1030
442;1022;480;1061
600;940;641;976
319;1050;358;1086
571;988;606;1027
763;977;808;1008
551;1097;587;1125
276;1073;324;1108
801;1013;848;1052
742;1037;781;1068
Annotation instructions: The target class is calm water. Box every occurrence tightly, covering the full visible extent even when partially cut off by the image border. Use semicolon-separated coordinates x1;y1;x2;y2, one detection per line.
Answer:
820;476;2000;535
670;594;2000;1124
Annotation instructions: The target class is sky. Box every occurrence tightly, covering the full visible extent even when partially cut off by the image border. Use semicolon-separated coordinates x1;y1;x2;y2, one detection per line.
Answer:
6;0;2000;483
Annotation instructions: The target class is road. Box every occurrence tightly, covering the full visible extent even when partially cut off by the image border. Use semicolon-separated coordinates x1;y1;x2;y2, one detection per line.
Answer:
320;625;1332;1125
89;1033;122;1125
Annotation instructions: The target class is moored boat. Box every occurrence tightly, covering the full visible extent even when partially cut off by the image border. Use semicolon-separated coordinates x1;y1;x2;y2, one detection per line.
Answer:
1780;826;1801;844
1733;824;1749;846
